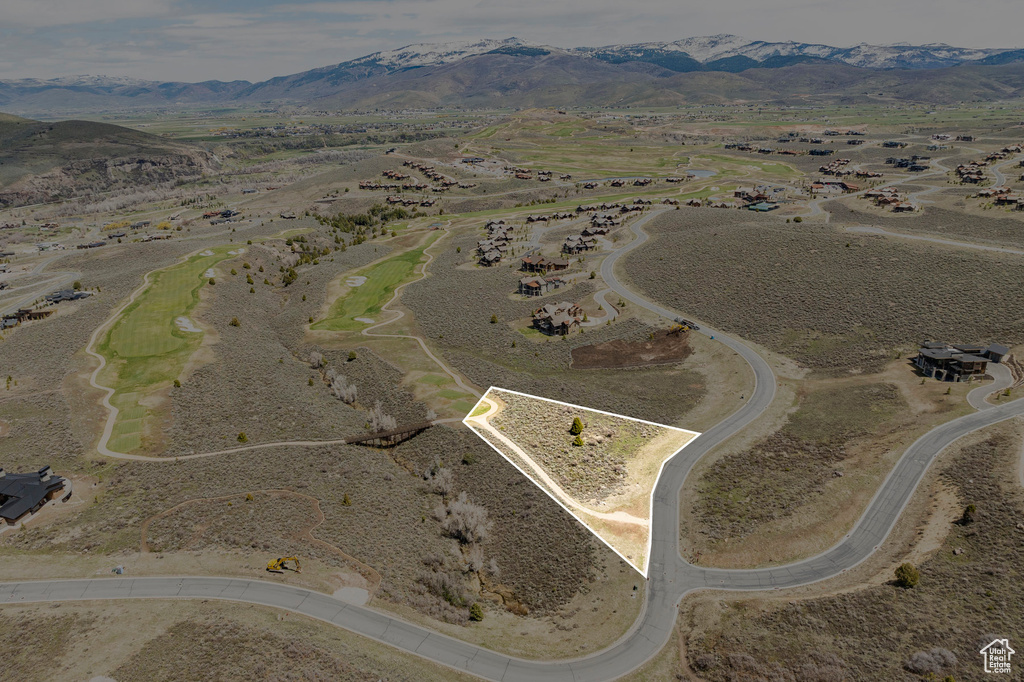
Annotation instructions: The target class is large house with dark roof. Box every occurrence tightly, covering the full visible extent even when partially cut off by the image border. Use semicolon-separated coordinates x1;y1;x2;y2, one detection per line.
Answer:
914;341;1009;381
0;466;70;525
532;302;584;336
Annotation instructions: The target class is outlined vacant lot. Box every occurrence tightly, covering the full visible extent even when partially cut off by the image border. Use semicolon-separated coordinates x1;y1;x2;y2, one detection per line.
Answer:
464;387;698;576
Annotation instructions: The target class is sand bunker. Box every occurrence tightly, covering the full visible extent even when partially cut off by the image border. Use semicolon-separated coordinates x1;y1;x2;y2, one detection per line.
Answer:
175;316;202;333
204;269;215;277
228;249;245;255
199;250;214;256
354;317;375;324
346;276;368;287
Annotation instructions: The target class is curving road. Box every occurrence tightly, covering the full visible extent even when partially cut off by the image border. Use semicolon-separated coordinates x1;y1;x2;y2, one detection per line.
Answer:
5;209;1024;680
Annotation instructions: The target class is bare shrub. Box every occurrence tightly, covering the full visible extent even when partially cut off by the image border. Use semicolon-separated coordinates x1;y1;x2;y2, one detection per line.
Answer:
466;544;485;573
418;568;467;608
904;648;957;675
309;351;323;369
442;492;491;544
330;374;357;404
370;400;397;432
432;467;454;498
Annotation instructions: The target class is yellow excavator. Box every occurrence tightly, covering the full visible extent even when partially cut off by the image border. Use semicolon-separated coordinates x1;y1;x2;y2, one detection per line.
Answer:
266;556;302;574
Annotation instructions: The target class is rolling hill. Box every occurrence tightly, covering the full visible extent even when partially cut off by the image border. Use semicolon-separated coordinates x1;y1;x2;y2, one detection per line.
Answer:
0;115;211;206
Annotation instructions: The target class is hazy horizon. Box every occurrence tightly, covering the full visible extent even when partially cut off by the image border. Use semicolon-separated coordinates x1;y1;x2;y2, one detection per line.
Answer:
3;0;1023;82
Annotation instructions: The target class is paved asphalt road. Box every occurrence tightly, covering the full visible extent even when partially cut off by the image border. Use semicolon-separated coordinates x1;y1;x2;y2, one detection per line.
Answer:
4;209;1024;681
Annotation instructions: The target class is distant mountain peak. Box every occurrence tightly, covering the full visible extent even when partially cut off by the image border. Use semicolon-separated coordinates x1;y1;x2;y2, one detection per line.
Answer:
346;37;544;70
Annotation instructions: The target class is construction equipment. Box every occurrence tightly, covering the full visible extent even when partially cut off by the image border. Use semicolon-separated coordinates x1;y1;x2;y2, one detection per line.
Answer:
266;556;302;574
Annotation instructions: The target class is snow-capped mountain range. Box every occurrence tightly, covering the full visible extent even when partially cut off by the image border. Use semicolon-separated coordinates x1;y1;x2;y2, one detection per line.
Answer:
2;35;1023;113
339;34;1013;72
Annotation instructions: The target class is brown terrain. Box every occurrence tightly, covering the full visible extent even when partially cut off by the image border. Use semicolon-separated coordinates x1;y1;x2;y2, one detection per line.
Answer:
571;328;692;369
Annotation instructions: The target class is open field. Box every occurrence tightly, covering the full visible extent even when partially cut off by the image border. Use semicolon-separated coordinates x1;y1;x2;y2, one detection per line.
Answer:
621;210;1024;374
684;424;1024;681
0;599;476;682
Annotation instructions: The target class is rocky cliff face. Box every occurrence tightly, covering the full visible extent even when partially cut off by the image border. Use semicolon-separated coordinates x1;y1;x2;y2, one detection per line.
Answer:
0;150;212;207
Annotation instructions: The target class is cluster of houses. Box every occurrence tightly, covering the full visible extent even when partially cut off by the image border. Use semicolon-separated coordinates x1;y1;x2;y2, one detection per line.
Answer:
955;160;988;184
0;466;70;526
202;210;237;220
525;212;574;223
914;341;1008;382
819;158;852;176
723;141;804;157
985;143;1023;162
809;179;860;195
2;286;93;331
75;241;106;250
519;255;570;297
607;178;654;188
532;301;584;336
403;160;452;185
886;155;930;172
359;180;402;191
976;186;1024;210
2;307;53;330
563;234;599;254
863;187;918;212
537;170;568;183
733;186;786;210
382;169;410;181
386;195;437;207
208;209;240;225
477;220;515;266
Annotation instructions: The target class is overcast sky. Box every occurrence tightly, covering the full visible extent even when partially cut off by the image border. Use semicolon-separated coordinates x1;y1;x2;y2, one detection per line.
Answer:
3;0;1023;82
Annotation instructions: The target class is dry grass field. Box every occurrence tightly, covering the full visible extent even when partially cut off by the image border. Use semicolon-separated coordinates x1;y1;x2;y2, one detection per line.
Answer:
486;389;691;505
0;600;474;682
681;359;986;568
683;424;1024;681
827;198;1024;248
620;210;1024;374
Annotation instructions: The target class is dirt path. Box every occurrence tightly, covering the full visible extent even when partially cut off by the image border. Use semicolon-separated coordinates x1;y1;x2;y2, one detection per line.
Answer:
465;397;649;527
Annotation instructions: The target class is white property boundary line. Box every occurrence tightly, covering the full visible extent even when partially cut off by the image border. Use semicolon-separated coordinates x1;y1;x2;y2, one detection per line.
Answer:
462;386;700;579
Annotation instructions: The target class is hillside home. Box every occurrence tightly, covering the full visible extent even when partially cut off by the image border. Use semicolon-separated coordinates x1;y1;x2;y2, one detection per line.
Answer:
532;302;584;336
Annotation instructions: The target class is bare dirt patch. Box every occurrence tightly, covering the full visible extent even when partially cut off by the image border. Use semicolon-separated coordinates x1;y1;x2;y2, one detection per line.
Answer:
571;328;691;369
